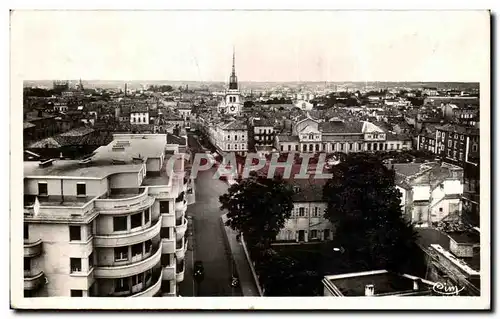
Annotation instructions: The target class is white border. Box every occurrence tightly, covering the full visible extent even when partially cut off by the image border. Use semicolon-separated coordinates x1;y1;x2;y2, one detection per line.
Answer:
7;4;493;311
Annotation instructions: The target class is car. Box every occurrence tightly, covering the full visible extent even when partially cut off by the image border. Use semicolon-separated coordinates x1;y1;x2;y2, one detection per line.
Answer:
194;261;204;282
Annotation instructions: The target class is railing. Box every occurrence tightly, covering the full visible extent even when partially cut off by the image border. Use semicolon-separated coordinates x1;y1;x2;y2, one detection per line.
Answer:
24;270;45;290
130;269;163;297
162;265;176;281
148;185;172;199
94;242;162;279
24;239;43;258
24;197;96;218
94;217;162;248
175;238;187;261
175;200;187;213
95;188;151;212
175;217;188;241
175;262;185;282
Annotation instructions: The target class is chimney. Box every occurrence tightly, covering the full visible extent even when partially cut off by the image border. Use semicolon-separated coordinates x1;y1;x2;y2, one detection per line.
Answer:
365;284;375;296
413;279;419;291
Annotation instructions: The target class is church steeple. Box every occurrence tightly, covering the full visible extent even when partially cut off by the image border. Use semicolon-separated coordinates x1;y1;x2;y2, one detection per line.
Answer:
229;47;238;90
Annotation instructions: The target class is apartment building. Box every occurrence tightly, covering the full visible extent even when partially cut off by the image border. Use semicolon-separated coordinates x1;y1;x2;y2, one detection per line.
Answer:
206;120;248;156
23;134;194;297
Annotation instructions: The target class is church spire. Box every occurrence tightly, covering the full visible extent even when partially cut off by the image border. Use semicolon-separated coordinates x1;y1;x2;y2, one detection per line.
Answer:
229;47;238;90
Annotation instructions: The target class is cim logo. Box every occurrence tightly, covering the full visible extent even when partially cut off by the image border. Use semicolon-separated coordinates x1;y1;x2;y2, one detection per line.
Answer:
432;282;465;296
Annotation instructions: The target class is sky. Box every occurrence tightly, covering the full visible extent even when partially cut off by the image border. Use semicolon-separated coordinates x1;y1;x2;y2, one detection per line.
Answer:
11;10;490;82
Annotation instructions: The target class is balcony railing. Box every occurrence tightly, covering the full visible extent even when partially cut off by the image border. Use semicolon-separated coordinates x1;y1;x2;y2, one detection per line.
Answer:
175;239;188;261
94;242;162;279
94;217;162;248
130;269;163;297
175;262;185;283
175;217;188;241
175;200;187;213
24;239;43;258
162;265;176;281
24;270;45;290
95;188;154;214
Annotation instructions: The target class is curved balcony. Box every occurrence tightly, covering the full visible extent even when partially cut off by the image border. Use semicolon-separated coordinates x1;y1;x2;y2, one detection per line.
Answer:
94;243;162;279
176;264;185;283
94;217;162;248
162;238;176;254
95;188;155;214
162;265;176;281
24;271;45;290
175;200;187;213
175;217;188;241
24;239;43;258
130;270;163;297
175;239;188;261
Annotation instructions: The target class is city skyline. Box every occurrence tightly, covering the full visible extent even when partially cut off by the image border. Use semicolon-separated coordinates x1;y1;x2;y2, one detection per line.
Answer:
12;10;489;82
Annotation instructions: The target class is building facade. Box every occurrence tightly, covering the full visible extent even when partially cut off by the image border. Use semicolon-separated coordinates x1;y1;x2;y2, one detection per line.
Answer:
218;50;243;116
23;134;194;297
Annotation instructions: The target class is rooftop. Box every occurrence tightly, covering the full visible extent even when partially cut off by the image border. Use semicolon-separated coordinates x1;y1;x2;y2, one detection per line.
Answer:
319;121;364;134
324;270;434;297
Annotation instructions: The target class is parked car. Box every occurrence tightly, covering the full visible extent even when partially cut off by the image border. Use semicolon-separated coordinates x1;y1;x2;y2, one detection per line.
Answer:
194;260;204;282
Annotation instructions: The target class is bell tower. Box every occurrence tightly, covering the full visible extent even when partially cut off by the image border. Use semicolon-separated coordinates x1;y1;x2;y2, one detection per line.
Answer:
228;47;238;90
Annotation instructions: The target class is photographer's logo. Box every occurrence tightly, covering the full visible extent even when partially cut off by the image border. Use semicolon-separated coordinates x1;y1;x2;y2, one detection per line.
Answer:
432;282;465;296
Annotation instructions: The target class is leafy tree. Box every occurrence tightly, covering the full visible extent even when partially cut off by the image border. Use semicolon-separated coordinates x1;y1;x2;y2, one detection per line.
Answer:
323;153;426;275
243;100;255;108
220;173;294;247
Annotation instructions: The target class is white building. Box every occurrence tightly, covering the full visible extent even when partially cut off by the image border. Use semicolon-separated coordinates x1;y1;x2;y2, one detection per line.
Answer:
392;162;463;226
23;134;195;297
294;100;314;111
207;120;248;156
276;178;333;243
130;107;150;125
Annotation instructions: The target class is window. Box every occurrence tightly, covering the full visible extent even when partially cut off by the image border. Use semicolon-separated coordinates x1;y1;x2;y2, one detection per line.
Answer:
69;226;81;241
324;229;330;240
459;152;464;161
299;207;305;217
242;135;245;140
88;252;94;269
145;270;152;283
70;258;82;273
160;227;170;238
315;144;320;151
113;216;127;232
234;144;238;150
115;246;128;262
132;243;143;258
472;144;478;152
88;222;94;237
227;135;230;140
287;145;291;151
460;135;464;141
367;143;371;151
358;143;363;151
439;207;443;212
453;151;457;159
295;145;299;151
228;144;231;150
161;253;171;266
24;224;28;240
448;140;452;147
24;257;30;271
145;240;152;254
384;143;388;150
131;212;142;229
340;143;344;151
235;135;238;141
314;207;319;217
115;278;129;292
397;144;400;150
373;143;378;151
71;290;83;297
310;230;318;239
76;183;86;196
132;274;142;286
144;209;150;224
38;182;48;196
437;131;441;138
447;149;451;157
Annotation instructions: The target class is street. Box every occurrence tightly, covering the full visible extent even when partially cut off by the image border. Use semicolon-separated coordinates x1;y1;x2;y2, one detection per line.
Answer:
179;133;242;296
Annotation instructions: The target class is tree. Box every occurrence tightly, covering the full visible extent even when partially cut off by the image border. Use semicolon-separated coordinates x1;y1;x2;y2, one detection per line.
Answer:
243;101;255;108
323;153;426;275
220;173;295;247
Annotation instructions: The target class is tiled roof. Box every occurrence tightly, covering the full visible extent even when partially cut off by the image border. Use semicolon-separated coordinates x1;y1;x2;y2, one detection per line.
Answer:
59;127;95;137
319;121;363;134
167;134;186;145
23;122;35;129
436;124;479;136
276;135;299;142
290;178;327;202
253;118;275;127
223;120;247;130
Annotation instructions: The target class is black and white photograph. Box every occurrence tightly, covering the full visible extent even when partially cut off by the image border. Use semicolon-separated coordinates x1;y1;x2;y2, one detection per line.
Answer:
9;9;491;310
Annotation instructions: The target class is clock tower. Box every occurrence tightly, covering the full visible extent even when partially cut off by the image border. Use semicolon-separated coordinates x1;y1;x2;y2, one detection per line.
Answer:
219;48;242;115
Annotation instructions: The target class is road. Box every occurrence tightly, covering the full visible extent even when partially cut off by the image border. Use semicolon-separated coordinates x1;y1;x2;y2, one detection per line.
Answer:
179;134;242;296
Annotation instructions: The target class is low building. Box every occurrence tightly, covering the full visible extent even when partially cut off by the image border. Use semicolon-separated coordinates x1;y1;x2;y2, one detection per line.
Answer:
207;119;248;156
392;162;463;226
417;227;480;296
251;117;275;148
322;270;436;296
130;106;150;125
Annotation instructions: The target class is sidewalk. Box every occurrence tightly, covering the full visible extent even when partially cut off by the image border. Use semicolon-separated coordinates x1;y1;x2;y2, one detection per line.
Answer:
220;214;262;297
